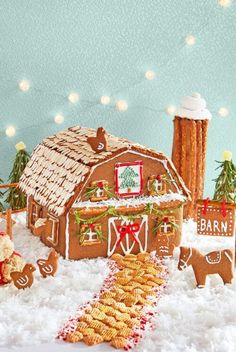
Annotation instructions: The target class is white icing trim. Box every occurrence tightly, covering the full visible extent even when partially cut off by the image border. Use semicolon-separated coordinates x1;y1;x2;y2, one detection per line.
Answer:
125;150;181;194
107;215;148;256
65;212;70;260
17;275;29;286
179;247;192;270
46;217;59;246
42;264;54;274
73;193;185;209
224;251;233;264
205;252;221;265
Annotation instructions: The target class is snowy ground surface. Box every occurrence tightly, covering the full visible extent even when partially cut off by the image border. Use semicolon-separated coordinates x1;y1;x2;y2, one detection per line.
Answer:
0;214;236;352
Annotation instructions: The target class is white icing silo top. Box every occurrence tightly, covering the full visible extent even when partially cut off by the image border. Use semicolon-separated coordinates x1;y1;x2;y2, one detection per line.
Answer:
176;92;212;120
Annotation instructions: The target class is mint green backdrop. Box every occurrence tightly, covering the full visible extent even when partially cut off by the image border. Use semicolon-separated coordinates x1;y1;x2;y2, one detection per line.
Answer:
0;1;235;196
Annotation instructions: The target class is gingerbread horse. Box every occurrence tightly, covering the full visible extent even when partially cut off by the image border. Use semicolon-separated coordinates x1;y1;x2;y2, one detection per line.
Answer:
178;247;234;288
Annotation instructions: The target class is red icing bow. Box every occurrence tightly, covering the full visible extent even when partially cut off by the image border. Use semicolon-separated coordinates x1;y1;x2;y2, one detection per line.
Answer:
156;175;161;181
97;182;104;189
116;223;140;247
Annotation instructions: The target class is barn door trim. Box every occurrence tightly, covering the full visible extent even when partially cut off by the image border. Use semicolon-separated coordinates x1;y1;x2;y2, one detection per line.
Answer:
107;215;148;256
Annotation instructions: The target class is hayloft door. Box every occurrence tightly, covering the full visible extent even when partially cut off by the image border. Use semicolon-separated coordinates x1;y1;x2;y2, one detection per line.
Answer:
46;216;59;246
108;215;148;256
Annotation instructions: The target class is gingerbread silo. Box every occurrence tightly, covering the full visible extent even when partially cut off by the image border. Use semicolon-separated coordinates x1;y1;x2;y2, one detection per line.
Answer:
172;92;212;218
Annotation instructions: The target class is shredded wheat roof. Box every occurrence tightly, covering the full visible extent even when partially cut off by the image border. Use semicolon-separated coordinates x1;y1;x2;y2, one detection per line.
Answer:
19;126;190;216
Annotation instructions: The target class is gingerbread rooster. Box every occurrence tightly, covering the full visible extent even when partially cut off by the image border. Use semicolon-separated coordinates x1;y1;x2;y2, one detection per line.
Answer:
10;263;36;289
87;127;108;153
37;249;59;278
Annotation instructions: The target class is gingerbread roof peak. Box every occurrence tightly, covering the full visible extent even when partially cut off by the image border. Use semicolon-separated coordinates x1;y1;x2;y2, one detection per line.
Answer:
19;125;190;216
176;92;212;120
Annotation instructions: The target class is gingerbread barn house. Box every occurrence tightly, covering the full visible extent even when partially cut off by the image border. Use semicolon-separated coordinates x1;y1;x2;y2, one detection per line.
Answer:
19;126;191;260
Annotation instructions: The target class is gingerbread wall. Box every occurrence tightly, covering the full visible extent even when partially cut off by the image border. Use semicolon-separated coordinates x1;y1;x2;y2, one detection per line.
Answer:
67;205;183;260
78;150;182;201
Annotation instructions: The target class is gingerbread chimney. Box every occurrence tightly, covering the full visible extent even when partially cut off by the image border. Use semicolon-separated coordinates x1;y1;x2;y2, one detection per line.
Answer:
172;92;212;219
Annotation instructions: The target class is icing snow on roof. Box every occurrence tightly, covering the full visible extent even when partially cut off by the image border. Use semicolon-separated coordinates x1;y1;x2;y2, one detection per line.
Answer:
176;92;212;120
73;193;186;209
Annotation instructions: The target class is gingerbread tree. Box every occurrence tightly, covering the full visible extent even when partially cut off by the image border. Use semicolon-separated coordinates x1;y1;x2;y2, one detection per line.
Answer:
119;167;139;190
213;151;236;203
6;142;30;210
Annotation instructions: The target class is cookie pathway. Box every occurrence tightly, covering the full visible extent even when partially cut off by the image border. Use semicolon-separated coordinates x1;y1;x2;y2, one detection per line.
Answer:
58;252;167;349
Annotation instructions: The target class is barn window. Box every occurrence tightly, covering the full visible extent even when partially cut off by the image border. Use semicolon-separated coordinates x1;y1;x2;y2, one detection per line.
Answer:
148;175;166;196
87;180;109;201
158;216;176;236
46;216;59;246
79;223;102;245
30;201;43;226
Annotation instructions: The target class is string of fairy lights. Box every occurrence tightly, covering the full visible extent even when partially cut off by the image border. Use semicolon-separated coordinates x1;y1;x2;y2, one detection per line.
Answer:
0;0;233;138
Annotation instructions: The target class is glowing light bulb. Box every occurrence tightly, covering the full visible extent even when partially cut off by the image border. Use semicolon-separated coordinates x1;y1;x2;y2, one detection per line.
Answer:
185;35;195;45
100;95;110;105
18;80;30;92
115;100;128;112
165;105;176;115
68;92;79;104
145;70;155;80
5;126;16;137
218;0;231;7
54;114;64;124
218;107;229;117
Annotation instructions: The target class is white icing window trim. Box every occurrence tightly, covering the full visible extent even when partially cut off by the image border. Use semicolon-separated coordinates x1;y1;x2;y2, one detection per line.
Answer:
160;223;172;234
47;216;59;246
83;228;99;243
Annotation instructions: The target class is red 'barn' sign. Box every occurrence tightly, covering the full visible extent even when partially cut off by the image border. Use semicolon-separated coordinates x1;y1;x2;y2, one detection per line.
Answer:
197;200;235;237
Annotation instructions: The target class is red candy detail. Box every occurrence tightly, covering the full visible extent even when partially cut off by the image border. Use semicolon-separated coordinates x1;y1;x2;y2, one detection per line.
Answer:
97;181;104;189
203;197;209;215
221;199;227;217
89;223;96;230
163;217;169;223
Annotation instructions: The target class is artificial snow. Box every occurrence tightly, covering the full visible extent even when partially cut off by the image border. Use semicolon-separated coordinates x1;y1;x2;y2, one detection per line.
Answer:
1;215;236;352
73;192;186;209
